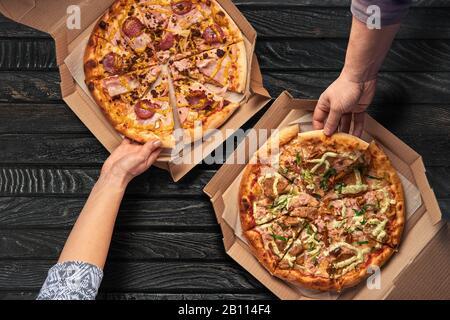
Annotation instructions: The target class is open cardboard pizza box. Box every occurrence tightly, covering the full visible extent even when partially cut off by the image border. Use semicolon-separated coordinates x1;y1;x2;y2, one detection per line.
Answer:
0;0;271;181
204;91;450;300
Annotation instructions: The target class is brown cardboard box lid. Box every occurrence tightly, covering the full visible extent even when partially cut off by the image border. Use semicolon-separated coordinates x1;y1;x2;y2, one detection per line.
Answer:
204;91;448;300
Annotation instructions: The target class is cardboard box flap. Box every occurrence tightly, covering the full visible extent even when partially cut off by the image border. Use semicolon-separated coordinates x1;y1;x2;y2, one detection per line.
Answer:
386;222;450;300
0;0;35;21
0;0;111;36
411;158;442;224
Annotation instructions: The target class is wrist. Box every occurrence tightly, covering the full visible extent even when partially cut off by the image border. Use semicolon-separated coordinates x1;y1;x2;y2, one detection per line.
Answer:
98;170;129;191
341;64;378;84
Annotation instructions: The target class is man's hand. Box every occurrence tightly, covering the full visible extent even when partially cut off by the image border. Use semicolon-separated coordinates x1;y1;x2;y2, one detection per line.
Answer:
313;73;376;137
101;138;162;187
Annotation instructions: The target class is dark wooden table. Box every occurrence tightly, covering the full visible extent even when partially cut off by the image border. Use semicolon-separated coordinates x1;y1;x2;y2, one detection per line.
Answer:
0;0;449;300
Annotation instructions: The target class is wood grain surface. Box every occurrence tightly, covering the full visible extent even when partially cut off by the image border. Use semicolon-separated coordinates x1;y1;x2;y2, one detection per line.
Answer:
0;0;448;300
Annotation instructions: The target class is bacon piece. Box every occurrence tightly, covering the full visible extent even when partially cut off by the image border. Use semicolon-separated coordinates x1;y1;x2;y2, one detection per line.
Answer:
202;24;225;44
158;32;175;50
101;52;122;74
186;90;209;108
171;1;193;15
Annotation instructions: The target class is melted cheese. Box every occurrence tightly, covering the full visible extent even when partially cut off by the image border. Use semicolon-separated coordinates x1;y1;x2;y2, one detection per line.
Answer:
372;219;388;241
309;152;338;173
341;169;368;194
327;242;371;275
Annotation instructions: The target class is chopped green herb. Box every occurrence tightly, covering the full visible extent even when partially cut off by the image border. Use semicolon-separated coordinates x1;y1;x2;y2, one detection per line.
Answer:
334;182;345;194
312;193;322;200
361;218;367;225
281;167;289;174
357;240;369;245
271;234;288;241
301;169;314;185
353;208;366;216
367;175;383;180
271;194;292;212
320;168;337;191
295;152;302;166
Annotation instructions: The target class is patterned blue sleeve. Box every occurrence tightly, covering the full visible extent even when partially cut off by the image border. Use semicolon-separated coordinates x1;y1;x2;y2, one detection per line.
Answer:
37;261;103;300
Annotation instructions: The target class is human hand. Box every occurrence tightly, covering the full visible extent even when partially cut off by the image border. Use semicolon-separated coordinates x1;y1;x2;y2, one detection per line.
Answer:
101;138;162;187
313;73;377;137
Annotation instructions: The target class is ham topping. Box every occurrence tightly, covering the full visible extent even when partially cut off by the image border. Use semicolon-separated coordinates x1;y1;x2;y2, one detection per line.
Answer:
177;107;189;123
102;76;139;97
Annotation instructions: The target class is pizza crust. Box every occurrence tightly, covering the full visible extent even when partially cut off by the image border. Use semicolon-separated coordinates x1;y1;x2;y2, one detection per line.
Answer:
337;245;394;290
274;269;338;291
367;141;405;248
233;41;248;93
297;130;369;151
244;228;279;273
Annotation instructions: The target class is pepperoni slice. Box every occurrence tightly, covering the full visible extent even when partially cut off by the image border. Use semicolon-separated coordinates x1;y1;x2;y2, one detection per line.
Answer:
122;17;144;38
171;1;193;15
102;52;122;74
158;32;175;50
134;100;159;119
202;24;225;44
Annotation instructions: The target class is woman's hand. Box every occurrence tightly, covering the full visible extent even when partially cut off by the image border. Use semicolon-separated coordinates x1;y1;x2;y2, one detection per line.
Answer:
100;138;162;188
313;73;376;137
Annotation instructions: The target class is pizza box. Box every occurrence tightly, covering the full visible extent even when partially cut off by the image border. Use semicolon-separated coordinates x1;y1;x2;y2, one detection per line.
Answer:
0;0;271;181
204;91;450;300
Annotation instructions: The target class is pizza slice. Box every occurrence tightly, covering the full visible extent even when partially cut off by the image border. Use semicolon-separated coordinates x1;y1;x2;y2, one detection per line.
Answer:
274;221;339;290
88;0;159;68
169;42;247;93
328;142;404;248
326;239;393;291
278;132;370;197
244;215;306;273
239;165;294;231
173;78;239;138
166;0;213;32
160;6;243;62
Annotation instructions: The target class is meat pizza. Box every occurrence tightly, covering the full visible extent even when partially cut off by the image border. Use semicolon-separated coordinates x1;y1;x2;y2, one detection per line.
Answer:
84;0;247;147
239;127;405;291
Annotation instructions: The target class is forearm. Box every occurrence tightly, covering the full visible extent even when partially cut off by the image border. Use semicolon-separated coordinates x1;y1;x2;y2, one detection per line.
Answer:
342;17;400;82
58;172;127;269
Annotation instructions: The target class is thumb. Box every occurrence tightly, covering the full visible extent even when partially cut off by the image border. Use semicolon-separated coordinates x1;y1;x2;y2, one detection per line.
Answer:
140;139;162;159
